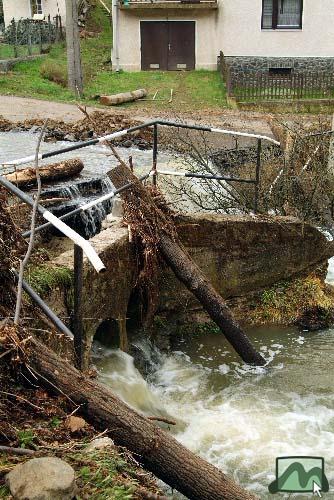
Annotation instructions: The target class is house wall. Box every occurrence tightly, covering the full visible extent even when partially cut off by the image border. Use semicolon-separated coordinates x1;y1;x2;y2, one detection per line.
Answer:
220;0;334;58
117;0;334;71
117;9;219;71
3;0;65;26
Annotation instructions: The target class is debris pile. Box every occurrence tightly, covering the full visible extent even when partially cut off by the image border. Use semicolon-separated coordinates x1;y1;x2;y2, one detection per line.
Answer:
0;111;153;149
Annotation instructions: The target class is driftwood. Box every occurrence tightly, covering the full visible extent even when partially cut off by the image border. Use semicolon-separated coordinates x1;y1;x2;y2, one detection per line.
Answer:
18;331;257;500
4;159;84;188
100;89;147;106
109;164;266;366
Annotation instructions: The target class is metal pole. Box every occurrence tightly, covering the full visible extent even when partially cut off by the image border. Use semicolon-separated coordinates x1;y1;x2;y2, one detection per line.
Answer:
152;124;158;186
254;139;262;214
12;270;74;340
73;244;84;370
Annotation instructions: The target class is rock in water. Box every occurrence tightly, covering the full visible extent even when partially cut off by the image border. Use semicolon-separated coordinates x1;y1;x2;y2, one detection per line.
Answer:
6;457;76;500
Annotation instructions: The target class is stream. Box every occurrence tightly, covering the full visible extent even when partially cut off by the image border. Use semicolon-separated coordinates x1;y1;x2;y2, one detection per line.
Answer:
2;131;334;498
92;321;334;499
0;131;171;238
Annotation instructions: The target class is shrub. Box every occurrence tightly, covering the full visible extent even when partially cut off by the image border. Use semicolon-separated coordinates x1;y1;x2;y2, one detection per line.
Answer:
40;60;67;87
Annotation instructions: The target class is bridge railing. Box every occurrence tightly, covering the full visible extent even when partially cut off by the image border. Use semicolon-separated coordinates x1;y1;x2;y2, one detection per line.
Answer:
0;119;280;369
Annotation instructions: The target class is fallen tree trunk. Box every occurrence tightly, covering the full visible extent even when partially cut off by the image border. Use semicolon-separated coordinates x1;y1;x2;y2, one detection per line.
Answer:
100;89;147;106
20;331;257;500
109;164;266;366
4;159;84;188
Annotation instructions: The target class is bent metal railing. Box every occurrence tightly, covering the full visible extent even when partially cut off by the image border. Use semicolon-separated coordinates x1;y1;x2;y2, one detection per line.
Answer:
0;119;280;370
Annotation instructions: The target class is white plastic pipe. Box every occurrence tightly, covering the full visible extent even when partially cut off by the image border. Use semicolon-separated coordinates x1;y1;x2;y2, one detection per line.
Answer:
43;211;106;273
6;153;43;167
157;169;186;177
211;127;280;145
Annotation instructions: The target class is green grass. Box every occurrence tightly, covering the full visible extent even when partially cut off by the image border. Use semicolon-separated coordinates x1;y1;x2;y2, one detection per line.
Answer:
0;2;226;112
26;264;73;298
0;43;42;59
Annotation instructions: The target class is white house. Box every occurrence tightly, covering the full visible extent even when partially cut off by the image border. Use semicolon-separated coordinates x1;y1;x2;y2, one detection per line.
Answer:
2;0;66;27
113;0;334;74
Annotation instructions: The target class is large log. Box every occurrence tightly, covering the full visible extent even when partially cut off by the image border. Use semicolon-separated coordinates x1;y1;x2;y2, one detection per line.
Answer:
109;164;266;366
4;159;84;188
100;89;147;106
22;332;257;500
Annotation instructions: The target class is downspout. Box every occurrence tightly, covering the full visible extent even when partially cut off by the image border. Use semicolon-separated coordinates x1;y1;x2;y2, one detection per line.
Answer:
112;0;120;72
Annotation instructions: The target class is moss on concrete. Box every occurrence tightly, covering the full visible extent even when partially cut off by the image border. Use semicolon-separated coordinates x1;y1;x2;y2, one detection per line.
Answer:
26;264;73;298
248;275;334;326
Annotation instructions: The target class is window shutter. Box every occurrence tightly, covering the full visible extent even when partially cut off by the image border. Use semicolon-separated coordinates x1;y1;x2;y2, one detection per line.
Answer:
262;0;274;28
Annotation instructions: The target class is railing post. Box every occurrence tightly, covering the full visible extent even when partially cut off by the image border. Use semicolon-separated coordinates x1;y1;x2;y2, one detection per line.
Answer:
152;123;158;186
254;139;262;214
73;244;84;370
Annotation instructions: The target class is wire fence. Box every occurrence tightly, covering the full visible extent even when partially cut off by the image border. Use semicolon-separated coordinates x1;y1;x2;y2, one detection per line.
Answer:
0;15;64;60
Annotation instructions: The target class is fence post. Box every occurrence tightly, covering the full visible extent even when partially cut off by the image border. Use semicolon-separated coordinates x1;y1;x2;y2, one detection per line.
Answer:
13;19;18;58
254;139;262;214
59;15;64;40
47;14;52;47
39;22;43;54
152;124;158;186
73;244;84;371
55;15;60;42
27;21;32;56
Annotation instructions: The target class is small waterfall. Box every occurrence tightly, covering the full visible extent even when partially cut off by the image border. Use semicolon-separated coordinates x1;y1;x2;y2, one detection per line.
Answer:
92;341;168;417
56;184;82;200
45;176;115;239
80;198;113;239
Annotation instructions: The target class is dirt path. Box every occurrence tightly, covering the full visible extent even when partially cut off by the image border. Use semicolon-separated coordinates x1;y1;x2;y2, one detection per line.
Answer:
0;95;275;136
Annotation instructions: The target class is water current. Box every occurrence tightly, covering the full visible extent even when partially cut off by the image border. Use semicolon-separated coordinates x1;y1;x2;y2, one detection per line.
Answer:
2;131;334;498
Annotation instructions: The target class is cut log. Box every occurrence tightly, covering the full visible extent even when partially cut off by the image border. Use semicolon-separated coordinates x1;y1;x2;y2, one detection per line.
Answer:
109;163;266;366
21;331;257;500
100;89;147;106
4;159;84;188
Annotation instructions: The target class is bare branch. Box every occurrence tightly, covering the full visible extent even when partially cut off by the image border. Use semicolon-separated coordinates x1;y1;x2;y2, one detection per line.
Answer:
14;121;48;325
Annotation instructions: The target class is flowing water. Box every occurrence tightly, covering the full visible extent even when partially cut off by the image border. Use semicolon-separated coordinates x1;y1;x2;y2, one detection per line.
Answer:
92;260;334;499
3;131;334;498
0;131;171;237
93;326;334;499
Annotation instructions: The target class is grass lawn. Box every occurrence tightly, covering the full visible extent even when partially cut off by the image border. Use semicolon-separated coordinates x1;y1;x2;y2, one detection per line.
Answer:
0;43;42;59
0;3;227;113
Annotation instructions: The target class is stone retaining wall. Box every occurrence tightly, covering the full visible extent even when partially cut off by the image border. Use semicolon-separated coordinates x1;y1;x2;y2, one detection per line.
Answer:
222;55;334;79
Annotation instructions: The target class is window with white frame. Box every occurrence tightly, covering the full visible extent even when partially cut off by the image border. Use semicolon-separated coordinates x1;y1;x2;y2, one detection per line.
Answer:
31;0;43;15
262;0;303;29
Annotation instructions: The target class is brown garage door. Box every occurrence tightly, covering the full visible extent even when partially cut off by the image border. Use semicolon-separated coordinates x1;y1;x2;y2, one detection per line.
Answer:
140;21;195;71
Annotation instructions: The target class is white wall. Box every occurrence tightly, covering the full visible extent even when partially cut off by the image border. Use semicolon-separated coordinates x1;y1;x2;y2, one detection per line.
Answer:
118;10;219;71
3;0;30;25
220;0;334;58
117;0;334;71
3;0;66;26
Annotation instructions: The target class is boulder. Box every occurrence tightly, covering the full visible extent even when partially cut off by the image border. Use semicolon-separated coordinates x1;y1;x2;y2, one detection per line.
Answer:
6;457;76;500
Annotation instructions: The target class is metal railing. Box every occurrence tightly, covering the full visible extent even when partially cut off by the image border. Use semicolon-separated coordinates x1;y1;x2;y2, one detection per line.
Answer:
0;119;281;369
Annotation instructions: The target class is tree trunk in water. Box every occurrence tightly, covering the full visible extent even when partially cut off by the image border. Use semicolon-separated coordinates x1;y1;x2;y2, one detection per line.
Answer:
4;159;84;188
108;164;266;366
24;333;257;500
160;233;265;366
